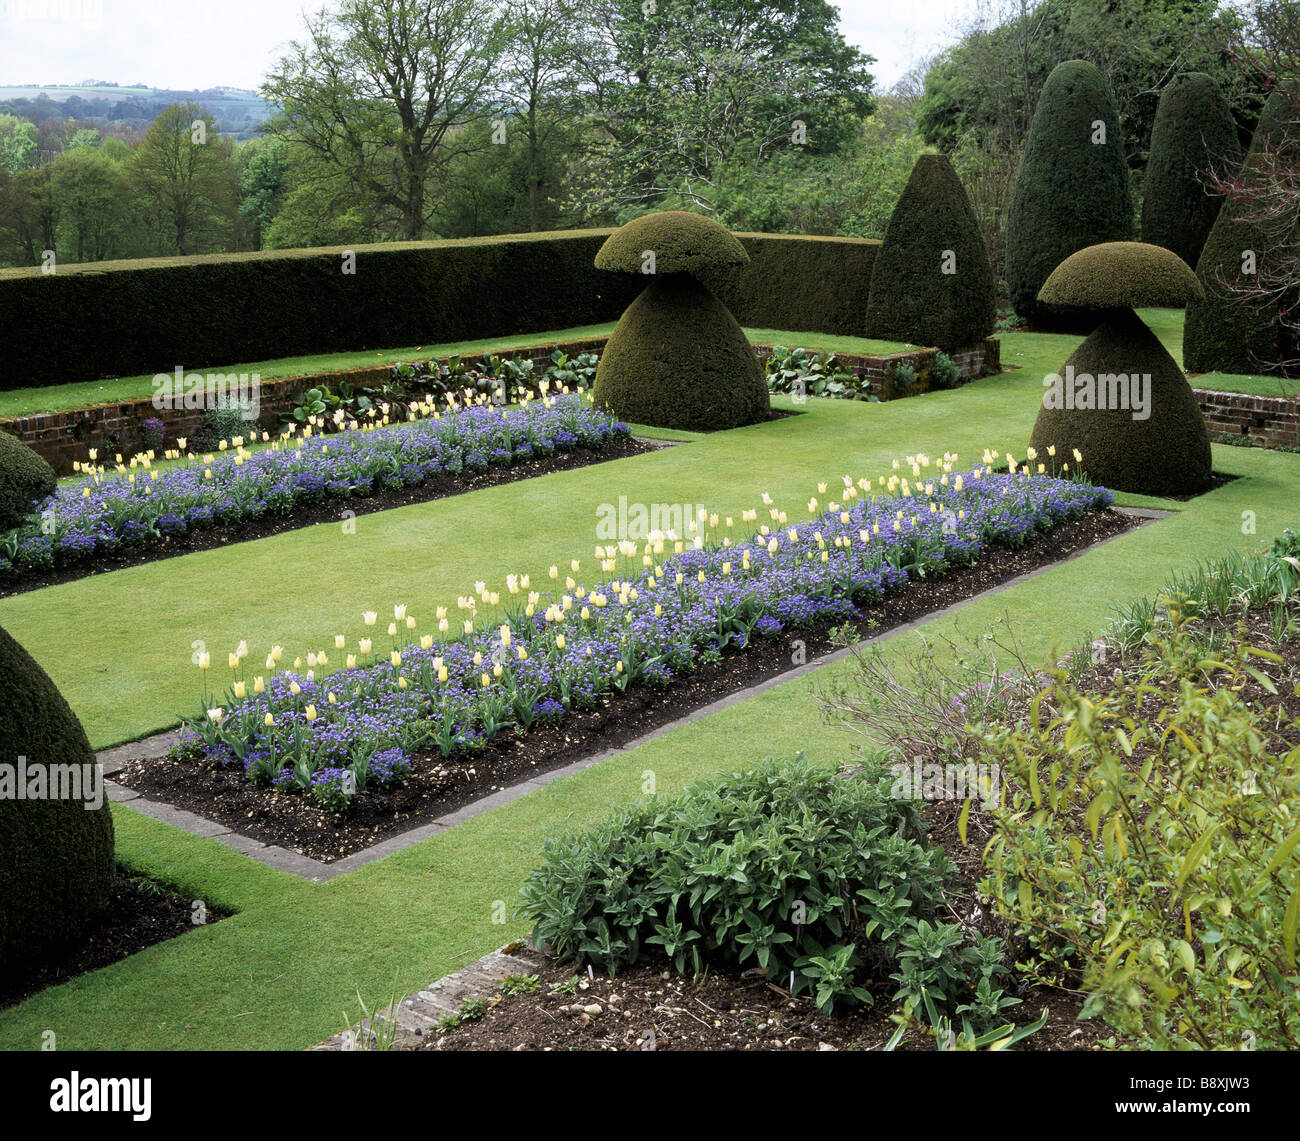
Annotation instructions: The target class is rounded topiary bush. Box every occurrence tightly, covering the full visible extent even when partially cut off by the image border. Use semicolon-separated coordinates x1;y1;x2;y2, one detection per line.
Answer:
1029;301;1211;499
0;430;56;532
1184;90;1298;375
0;623;115;971
1038;241;1202;311
1005;60;1133;326
591;211;769;431
865;153;996;353
1142;73;1242;268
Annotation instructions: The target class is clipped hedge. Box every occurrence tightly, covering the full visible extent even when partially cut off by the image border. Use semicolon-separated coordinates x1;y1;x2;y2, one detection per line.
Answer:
1142;73;1242;268
704;233;880;337
595;210;748;274
0;430;56;530
1005;60;1133;326
865;153;996;352
1184;90;1298;376
0;622;115;972
0;230;881;390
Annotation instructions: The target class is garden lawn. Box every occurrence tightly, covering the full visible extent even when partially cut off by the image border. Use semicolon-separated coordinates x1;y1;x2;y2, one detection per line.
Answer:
0;325;1296;1050
3;324;1296;750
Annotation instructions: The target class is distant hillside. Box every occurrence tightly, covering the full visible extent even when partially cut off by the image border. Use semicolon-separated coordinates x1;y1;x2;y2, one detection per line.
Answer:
0;84;273;140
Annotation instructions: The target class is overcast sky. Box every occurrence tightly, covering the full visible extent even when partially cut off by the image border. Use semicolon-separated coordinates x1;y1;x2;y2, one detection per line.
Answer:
0;0;971;93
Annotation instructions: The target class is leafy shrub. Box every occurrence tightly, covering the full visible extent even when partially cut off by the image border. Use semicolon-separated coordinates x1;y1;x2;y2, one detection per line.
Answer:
980;610;1300;1049
0;430;56;531
1005;60;1133;325
283;382;373;428
1141;73;1242;268
930;351;961;390
198;396;259;449
0;622;115;971
865;153;996;352
520;754;953;1012
890;360;917;396
764;345;870;400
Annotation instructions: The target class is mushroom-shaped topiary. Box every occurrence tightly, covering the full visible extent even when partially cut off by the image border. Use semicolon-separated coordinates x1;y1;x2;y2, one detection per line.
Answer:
0;430;56;532
0;623;115;972
1029;242;1212;497
591;212;770;431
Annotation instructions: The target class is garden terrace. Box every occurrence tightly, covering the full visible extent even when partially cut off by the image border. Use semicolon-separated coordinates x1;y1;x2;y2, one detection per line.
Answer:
0;312;1296;1053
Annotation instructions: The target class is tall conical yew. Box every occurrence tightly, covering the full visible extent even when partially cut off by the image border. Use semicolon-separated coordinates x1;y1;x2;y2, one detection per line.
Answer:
1184;90;1298;375
1005;60;1133;326
865;153;996;352
1142;73;1242;268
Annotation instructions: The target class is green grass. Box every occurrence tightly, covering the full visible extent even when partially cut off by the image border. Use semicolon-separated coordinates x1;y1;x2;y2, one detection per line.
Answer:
0;321;1296;1050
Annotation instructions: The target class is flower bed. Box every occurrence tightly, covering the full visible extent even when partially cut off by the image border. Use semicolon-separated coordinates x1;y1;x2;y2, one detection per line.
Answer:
176;457;1113;811
0;395;628;575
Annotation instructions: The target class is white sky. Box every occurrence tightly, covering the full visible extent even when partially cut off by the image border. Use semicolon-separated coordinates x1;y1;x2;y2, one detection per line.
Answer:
0;0;970;92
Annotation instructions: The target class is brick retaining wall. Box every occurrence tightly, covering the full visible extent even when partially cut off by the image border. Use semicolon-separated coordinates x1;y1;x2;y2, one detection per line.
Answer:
1195;388;1300;449
1;336;1001;474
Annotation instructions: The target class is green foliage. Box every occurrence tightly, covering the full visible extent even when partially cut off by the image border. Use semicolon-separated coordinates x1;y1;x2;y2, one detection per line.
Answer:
1038;241;1202;310
198;396;259;449
1005;60;1134;325
764;345;870;401
594;210;748;275
0;623;115;971
1030;307;1212;496
981;609;1300;1049
283;381;373;427
1184;90;1298;376
499;973;541;996
592;272;769;431
1141;73;1242;267
865;153;996;352
0;430;55;531
519;754;954;1013
890;921;1020;1033
930;351;961;390
889;360;916;396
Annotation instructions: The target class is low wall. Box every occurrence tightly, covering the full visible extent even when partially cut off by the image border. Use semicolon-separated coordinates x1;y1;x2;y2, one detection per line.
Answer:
1195;388;1300;449
1;336;1000;474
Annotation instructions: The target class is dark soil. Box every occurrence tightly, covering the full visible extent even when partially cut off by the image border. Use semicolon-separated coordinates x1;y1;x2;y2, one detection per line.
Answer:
0;436;663;598
415;943;1108;1052
114;507;1140;862
0;867;225;1012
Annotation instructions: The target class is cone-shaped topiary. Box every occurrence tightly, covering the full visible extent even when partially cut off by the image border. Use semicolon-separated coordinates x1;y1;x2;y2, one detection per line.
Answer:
0;623;115;971
0;430;56;532
864;153;996;352
1005;60;1133;327
591;212;769;431
1142;73;1242;268
1031;243;1211;497
1184;90;1298;375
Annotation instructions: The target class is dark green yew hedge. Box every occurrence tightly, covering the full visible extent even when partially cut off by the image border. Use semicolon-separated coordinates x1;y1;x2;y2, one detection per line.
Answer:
0;230;881;390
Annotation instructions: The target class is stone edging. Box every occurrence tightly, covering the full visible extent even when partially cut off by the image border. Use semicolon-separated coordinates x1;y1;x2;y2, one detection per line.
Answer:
97;506;1164;883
